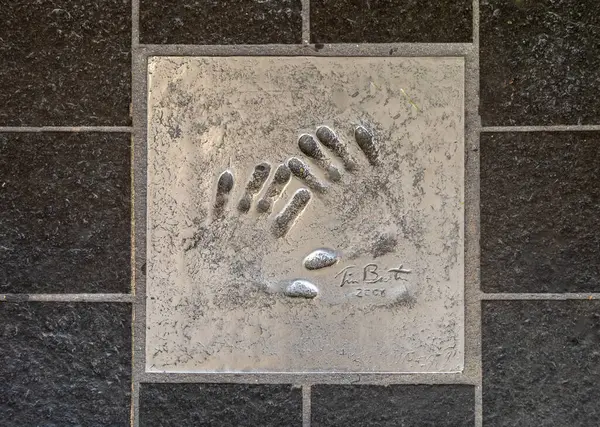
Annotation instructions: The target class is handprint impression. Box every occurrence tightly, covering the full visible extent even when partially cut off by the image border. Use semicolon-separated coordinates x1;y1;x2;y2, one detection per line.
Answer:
214;125;378;239
199;125;380;300
181;124;381;302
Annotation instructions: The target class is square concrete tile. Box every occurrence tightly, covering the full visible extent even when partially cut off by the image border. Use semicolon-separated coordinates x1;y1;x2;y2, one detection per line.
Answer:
311;0;472;43
0;303;131;426
140;383;302;427
483;300;600;426
480;0;600;125
0;0;131;126
140;0;302;44
0;133;131;294
146;57;464;372
481;132;600;293
312;384;475;426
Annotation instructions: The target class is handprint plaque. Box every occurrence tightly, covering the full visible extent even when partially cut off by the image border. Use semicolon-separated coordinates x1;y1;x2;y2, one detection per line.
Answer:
146;57;465;373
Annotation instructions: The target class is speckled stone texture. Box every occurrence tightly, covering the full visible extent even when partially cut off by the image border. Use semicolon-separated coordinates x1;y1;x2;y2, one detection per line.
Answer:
0;133;131;294
0;0;131;126
140;383;302;427
310;0;472;43
140;0;302;44
483;300;600;426
480;132;600;293
0;302;131;426
312;384;475;426
480;0;600;125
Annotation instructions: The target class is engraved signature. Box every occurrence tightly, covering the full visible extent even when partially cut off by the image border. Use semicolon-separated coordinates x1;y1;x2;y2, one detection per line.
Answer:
334;263;412;287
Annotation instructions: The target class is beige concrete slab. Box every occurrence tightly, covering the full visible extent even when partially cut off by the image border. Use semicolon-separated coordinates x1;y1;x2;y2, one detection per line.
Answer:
146;56;465;373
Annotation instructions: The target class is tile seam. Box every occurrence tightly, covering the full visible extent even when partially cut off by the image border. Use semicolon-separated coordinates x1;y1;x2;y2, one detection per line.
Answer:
130;115;137;427
131;46;148;427
136;43;474;57
130;306;138;427
483;125;600;132
302;384;311;427
0;126;132;133
481;293;600;300
136;371;478;385
301;0;310;44
131;0;141;423
468;0;483;425
132;0;140;48
0;294;134;302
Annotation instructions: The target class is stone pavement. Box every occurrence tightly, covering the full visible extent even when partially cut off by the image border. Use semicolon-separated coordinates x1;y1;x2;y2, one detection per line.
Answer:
1;1;599;426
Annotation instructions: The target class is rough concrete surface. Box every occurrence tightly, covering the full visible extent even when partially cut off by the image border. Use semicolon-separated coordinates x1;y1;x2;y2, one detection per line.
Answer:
0;0;131;126
140;383;302;427
0;302;131;426
146;56;464;373
481;132;600;293
140;0;302;45
483;300;600;426
312;384;475;426
0;132;131;294
310;0;473;43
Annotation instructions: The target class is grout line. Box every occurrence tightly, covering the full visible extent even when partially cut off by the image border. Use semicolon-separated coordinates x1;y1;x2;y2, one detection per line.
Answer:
0;294;134;302
130;299;139;427
131;45;149;427
463;48;482;425
469;0;483;425
131;379;139;427
475;383;483;427
137;43;474;57
481;293;600;300
0;126;132;133
482;125;600;132
302;384;311;427
132;0;140;48
301;0;310;44
131;0;140;425
136;371;477;384
129;118;137;426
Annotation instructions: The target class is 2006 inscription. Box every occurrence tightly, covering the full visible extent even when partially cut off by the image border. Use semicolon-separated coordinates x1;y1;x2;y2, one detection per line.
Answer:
355;288;386;297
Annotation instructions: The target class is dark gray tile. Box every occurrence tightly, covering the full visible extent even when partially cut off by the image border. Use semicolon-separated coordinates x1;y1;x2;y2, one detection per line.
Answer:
310;0;472;43
0;302;131;426
139;383;302;427
0;0;131;126
481;132;600;293
140;0;302;44
483;300;600;426
312;385;475;427
0;133;131;294
480;0;600;125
